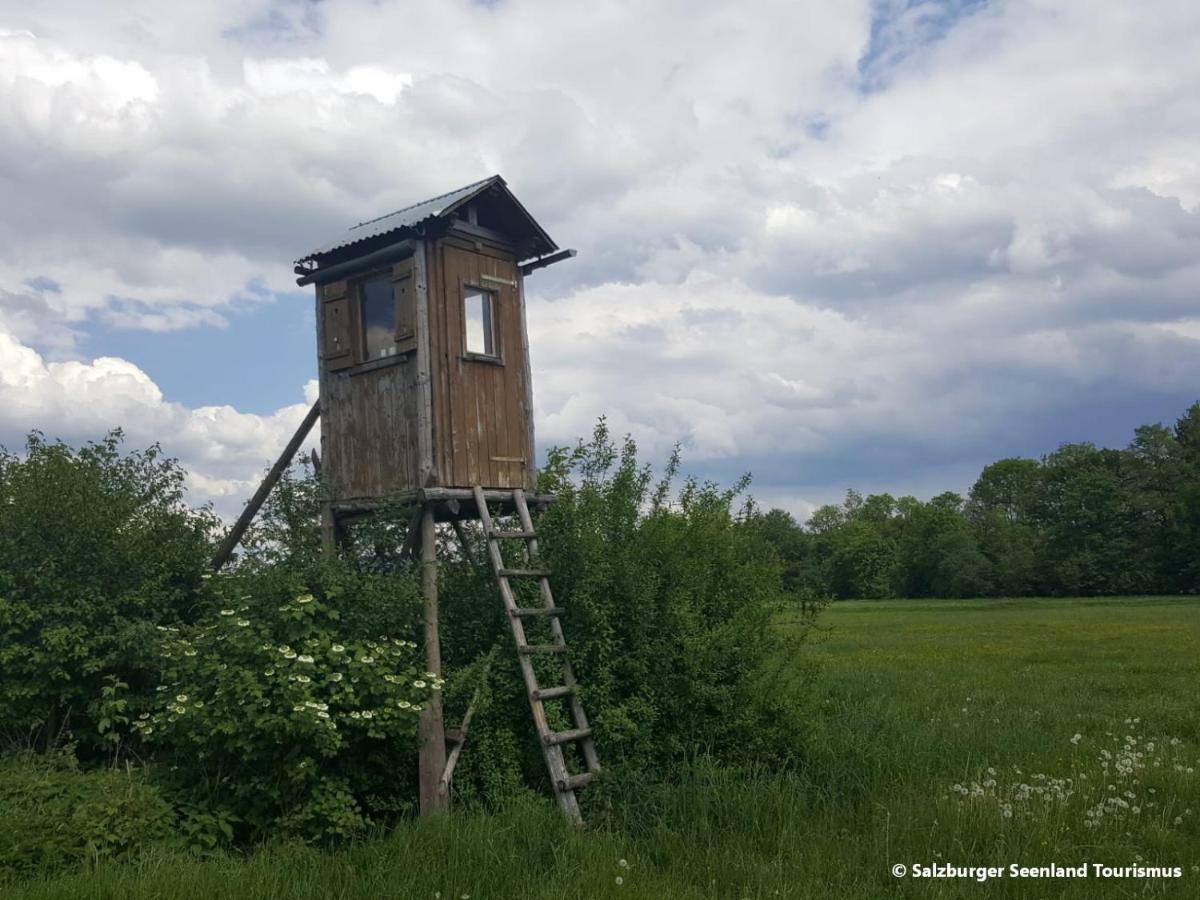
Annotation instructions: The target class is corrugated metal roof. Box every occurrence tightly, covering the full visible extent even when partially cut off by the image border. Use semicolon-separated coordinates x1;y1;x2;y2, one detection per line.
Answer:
298;175;502;262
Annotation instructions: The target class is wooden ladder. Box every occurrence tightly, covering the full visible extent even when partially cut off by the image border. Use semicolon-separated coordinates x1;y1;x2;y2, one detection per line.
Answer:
472;486;601;825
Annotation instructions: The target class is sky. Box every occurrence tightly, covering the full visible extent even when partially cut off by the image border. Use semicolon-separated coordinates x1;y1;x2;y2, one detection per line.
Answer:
1;0;1198;522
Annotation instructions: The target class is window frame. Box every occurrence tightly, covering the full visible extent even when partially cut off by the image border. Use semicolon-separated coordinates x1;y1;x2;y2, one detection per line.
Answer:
460;279;502;364
357;271;398;364
345;259;417;373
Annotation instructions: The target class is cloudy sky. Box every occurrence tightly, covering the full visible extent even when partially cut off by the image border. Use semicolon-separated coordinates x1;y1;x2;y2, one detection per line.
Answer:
1;0;1198;521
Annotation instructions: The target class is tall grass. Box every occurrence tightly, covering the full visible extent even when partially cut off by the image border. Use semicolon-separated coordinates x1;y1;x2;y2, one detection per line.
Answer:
7;597;1200;899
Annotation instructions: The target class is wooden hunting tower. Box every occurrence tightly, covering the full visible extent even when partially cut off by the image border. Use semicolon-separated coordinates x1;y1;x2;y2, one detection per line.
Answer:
279;176;600;825
294;175;574;524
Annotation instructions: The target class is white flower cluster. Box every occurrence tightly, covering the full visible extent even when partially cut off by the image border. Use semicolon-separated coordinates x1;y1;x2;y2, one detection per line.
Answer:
948;729;1197;832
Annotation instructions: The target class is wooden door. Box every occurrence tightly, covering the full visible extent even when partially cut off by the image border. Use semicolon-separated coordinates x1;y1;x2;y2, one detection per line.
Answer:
432;241;532;489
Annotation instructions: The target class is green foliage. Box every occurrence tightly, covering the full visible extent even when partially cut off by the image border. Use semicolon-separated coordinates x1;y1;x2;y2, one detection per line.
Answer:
6;598;1199;899
238;461;325;567
762;401;1200;599
438;421;815;800
138;586;437;843
0;750;173;880
0;431;218;753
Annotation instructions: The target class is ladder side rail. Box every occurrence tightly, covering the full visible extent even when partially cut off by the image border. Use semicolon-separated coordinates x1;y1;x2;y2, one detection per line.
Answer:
473;486;581;824
512;490;602;776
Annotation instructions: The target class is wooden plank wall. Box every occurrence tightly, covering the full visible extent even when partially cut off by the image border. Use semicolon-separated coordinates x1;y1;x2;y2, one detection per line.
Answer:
323;360;420;499
428;235;535;490
316;265;422;503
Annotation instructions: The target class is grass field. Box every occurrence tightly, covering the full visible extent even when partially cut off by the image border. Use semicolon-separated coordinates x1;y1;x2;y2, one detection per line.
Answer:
9;597;1200;899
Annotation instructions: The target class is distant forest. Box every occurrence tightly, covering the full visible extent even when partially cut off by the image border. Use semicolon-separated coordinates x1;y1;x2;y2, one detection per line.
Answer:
756;402;1200;599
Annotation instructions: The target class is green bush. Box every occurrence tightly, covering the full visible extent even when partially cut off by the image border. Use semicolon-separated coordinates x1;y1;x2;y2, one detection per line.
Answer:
437;421;815;802
138;585;436;843
0;750;173;880
0;431;217;754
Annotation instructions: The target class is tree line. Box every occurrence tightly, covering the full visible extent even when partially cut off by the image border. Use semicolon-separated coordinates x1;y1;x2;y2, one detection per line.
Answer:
754;402;1200;599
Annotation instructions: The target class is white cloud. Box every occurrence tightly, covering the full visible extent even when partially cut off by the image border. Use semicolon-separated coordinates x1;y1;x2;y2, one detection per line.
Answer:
0;328;314;517
1;1;1199;521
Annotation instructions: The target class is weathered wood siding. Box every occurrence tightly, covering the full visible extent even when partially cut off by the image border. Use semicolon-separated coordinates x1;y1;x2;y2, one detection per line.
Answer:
428;235;535;490
315;235;536;503
316;261;423;503
322;359;421;500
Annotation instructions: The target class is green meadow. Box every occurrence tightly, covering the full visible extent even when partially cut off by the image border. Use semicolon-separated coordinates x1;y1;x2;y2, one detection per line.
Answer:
10;596;1200;899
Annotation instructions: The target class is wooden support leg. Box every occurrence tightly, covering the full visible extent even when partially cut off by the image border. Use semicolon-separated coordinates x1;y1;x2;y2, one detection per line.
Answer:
211;400;320;570
451;519;478;567
399;506;423;561
417;507;449;815
320;504;338;558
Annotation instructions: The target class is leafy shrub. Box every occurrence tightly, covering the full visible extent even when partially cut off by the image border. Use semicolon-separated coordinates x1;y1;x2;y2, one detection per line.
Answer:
438;421;815;801
0;431;217;753
138;585;437;842
0;750;173;880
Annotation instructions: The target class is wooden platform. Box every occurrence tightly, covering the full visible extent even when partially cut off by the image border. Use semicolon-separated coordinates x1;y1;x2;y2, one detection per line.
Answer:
330;487;555;523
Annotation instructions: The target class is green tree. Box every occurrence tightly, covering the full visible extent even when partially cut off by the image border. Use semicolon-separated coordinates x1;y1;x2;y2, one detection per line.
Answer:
827;518;895;599
435;422;815;799
1034;444;1145;595
0;431;218;753
893;492;991;598
749;507;813;596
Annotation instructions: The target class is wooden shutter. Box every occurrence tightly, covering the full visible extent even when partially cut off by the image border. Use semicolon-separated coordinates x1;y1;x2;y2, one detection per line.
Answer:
392;257;417;355
321;280;354;371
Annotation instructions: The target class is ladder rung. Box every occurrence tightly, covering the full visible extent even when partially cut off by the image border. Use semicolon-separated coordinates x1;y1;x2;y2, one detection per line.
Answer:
499;568;551;578
519;644;569;656
490;530;537;539
512;606;564;618
558;772;596;792
544;726;592;746
533;684;575;701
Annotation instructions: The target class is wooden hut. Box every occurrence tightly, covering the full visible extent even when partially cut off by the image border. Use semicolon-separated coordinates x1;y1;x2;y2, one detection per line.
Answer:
294;175;574;527
215;177;599;824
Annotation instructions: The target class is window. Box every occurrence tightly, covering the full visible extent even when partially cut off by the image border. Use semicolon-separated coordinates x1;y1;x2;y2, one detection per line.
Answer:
360;275;395;361
464;287;496;356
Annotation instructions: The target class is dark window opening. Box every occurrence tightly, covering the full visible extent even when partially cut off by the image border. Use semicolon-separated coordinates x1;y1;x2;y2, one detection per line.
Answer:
360;275;396;360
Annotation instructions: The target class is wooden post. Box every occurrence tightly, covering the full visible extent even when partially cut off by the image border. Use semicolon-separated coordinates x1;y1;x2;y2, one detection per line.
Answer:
320;505;338;557
451;519;478;566
211;400;320;570
417;506;449;815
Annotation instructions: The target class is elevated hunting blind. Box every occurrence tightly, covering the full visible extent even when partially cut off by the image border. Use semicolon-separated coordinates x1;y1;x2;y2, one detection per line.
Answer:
210;176;602;826
213;178;597;825
293;175;574;524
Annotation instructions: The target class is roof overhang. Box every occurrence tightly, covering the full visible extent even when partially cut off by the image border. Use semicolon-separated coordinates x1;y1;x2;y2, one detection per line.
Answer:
295;175;559;277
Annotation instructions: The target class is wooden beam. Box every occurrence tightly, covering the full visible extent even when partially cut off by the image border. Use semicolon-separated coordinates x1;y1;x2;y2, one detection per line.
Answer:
295;239;416;286
520;248;576;276
399;506;423;560
417;508;449;815
516;269;537;491
439;683;482;795
451;519;477;566
413;239;435;487
320;504;338;558
211;400;320;570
